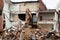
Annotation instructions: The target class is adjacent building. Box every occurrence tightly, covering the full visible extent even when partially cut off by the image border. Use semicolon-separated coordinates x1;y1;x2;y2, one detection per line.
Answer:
37;9;59;31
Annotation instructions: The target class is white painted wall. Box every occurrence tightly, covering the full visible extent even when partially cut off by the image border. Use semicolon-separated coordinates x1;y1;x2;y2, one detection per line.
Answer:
3;0;20;29
51;12;58;31
10;4;19;12
3;0;12;29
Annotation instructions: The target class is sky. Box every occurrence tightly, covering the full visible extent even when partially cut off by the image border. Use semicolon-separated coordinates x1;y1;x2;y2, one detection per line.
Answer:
43;0;59;9
11;0;60;9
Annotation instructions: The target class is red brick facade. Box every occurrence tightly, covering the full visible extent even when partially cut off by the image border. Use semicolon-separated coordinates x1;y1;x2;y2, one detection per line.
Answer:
38;0;47;10
0;0;3;10
0;0;3;32
0;16;3;32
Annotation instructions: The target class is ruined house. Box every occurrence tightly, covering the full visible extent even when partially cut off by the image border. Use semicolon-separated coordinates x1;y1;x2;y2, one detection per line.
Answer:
10;0;47;27
3;0;47;29
1;0;60;40
11;0;39;28
2;0;60;34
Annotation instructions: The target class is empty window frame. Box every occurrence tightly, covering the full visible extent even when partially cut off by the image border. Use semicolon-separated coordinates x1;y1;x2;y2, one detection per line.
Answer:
40;16;42;21
18;14;26;21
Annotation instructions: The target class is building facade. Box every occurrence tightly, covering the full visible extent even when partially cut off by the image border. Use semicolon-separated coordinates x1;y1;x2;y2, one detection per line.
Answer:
37;10;59;32
3;0;60;33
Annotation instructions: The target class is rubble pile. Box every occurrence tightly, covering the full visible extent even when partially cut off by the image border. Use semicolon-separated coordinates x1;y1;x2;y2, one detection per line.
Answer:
0;26;60;40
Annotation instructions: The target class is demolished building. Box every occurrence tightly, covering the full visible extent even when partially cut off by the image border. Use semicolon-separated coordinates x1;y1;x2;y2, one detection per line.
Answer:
3;0;46;29
1;0;60;40
3;0;59;32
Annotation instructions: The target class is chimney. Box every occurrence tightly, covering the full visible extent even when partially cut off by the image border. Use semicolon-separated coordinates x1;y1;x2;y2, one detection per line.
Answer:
38;0;47;10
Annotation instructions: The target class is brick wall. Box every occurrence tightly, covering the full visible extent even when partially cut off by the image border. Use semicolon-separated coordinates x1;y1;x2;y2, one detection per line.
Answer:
0;0;3;32
0;16;3;32
38;0;47;10
0;0;3;10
